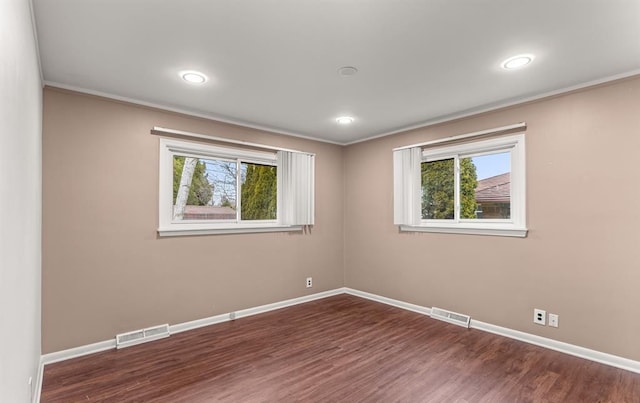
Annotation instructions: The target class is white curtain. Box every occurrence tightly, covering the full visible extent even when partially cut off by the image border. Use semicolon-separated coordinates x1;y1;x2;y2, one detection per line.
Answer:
277;151;315;226
393;147;422;226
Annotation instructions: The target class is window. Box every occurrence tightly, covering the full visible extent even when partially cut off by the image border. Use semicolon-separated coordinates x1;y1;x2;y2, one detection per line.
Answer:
394;133;526;237
159;138;314;236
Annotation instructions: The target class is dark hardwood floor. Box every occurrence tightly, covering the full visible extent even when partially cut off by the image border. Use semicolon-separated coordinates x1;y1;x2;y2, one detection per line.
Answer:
41;294;640;402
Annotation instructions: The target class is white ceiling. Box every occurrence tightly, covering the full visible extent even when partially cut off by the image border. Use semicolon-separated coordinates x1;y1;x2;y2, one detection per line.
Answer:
33;0;640;144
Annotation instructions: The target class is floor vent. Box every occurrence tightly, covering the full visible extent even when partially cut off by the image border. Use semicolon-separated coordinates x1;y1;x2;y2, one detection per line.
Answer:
116;324;170;349
430;307;471;328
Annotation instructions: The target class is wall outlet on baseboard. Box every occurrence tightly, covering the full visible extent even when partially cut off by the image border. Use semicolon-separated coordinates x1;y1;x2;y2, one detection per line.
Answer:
306;277;313;288
534;308;546;325
548;313;559;328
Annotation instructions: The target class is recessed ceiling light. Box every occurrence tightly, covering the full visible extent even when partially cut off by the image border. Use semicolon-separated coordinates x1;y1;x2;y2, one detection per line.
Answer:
180;71;207;84
501;55;534;70
336;116;354;124
338;66;358;77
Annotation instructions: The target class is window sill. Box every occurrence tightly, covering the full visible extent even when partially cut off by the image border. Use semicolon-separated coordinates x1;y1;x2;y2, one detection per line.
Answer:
158;224;303;237
399;225;528;238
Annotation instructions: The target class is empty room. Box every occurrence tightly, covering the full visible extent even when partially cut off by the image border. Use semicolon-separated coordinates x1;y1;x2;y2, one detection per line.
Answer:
2;0;640;402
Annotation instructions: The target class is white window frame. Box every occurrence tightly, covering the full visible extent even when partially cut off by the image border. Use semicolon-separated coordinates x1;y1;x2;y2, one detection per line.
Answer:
158;138;302;236
398;133;527;237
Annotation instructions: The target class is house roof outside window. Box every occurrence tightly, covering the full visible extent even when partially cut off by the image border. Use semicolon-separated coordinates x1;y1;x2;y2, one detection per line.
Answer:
475;173;510;203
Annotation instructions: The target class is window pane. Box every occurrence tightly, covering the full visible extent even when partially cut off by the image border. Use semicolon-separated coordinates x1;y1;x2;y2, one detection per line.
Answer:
241;162;277;220
173;156;237;221
465;151;511;219
421;158;455;219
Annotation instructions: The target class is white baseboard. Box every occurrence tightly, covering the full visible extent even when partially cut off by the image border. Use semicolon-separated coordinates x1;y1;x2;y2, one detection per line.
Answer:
233;288;347;319
33;358;44;403
170;287;346;334
345;288;431;316
343;287;640;375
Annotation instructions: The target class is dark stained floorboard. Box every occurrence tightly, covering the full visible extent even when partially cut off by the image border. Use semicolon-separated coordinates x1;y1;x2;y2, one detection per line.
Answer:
41;294;640;402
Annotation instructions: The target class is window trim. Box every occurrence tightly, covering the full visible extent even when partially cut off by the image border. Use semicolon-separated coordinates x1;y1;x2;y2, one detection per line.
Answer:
158;138;302;236
398;132;527;238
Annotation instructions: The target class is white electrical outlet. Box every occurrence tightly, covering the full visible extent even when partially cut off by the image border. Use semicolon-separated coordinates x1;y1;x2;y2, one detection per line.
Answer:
306;277;313;288
534;308;546;325
548;313;559;328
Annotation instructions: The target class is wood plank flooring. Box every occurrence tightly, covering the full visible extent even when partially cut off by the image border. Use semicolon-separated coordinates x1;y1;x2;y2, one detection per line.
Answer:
41;294;640;402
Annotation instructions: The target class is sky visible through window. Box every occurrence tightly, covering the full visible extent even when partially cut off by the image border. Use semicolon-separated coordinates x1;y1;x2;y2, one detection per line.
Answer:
472;152;510;180
201;160;274;207
203;160;239;207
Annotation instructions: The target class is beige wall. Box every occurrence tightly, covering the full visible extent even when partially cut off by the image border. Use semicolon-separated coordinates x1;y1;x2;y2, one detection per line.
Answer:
344;76;640;361
44;76;640;362
42;88;345;353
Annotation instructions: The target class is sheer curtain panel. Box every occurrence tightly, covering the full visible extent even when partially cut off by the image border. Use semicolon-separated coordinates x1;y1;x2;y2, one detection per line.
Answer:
393;147;422;226
277;151;315;226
